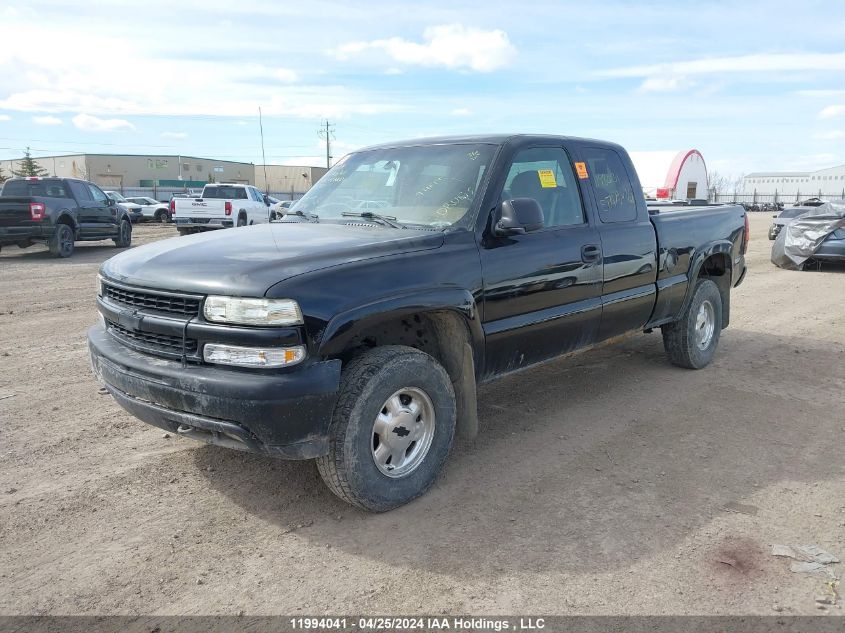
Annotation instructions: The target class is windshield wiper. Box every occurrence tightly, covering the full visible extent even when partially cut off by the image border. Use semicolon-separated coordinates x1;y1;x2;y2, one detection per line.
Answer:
288;209;319;222
341;211;404;229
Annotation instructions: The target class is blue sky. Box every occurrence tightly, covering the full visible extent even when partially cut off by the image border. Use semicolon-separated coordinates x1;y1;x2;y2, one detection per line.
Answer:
1;0;844;181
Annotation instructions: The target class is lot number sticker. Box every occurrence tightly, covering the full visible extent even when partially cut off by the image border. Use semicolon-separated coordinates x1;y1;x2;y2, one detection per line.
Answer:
575;162;589;179
537;169;557;188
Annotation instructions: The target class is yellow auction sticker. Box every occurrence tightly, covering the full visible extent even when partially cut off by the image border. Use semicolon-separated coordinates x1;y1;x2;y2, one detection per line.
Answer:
537;169;557;188
575;162;589;179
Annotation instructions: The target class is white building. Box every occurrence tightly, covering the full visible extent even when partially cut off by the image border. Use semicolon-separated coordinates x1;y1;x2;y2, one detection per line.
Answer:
630;149;709;200
742;165;845;198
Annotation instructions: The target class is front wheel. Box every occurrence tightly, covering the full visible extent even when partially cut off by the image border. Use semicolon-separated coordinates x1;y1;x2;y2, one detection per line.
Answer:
113;219;132;248
661;278;723;369
316;346;456;512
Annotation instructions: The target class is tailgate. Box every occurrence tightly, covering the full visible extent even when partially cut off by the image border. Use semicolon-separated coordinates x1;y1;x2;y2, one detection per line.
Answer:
174;199;226;218
0;198;34;228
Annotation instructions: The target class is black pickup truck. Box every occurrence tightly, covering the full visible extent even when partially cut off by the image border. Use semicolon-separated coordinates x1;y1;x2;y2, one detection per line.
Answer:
0;177;133;257
88;134;748;511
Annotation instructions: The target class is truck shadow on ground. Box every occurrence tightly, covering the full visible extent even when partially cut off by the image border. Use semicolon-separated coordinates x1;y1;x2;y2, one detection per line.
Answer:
194;328;845;578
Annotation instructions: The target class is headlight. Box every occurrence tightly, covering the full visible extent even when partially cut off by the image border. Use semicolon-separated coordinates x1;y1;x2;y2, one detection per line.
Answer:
203;343;305;368
203;296;303;326
96;274;104;297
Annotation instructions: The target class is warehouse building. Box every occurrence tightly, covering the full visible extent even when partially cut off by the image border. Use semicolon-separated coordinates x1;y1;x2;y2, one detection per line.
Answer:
254;165;328;198
0;153;326;198
0;154;255;189
742;165;845;198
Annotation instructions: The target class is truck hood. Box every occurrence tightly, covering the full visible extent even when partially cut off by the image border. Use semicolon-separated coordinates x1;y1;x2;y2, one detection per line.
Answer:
100;223;444;296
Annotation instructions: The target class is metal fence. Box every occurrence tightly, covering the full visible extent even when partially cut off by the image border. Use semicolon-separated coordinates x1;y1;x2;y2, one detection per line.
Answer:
709;190;845;205
115;185;307;202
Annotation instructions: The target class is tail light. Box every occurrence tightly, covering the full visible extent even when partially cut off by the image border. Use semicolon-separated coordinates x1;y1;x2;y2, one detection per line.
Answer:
29;202;46;221
741;213;750;254
225;201;232;216
169;199;176;214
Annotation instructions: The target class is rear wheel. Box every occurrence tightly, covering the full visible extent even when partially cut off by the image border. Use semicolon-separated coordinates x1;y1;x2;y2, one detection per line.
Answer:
155;210;169;223
661;278;723;369
48;223;75;258
316;345;456;512
237;214;247;227
113;219;132;248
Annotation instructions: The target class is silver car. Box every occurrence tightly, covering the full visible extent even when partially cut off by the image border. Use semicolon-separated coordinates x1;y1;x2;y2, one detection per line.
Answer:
769;207;810;240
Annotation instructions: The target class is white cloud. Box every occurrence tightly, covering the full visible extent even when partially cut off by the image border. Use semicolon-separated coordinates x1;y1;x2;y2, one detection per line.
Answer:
33;115;62;125
72;113;135;132
275;68;299;82
819;105;845;119
0;114;11;121
331;24;516;72
384;67;404;75
599;52;845;78
161;131;187;139
637;76;694;93
450;107;472;116
813;130;845;140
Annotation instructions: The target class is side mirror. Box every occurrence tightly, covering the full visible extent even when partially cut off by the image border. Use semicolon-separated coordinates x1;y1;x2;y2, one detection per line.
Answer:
263;195;270;206
106;198;115;207
495;198;544;236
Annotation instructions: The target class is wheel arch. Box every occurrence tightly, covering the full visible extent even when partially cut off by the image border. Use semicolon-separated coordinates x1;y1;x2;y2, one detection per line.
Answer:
317;288;484;439
682;241;733;329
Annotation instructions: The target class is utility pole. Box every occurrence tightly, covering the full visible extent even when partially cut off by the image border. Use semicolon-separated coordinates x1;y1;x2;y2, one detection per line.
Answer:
259;107;269;192
318;120;335;169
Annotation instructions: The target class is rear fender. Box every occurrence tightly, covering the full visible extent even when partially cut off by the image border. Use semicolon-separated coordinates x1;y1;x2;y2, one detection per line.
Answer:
678;240;733;328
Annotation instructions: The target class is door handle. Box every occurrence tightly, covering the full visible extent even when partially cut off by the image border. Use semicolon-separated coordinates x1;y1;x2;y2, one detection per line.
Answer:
581;244;601;263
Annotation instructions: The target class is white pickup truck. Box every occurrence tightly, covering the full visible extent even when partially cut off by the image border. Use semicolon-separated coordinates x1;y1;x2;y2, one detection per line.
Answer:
172;183;271;235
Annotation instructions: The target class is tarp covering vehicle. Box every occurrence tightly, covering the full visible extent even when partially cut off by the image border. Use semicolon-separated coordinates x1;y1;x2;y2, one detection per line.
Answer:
771;201;845;270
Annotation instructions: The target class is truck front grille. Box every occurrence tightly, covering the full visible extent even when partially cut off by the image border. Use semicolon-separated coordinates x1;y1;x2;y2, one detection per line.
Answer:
103;282;201;317
106;319;199;358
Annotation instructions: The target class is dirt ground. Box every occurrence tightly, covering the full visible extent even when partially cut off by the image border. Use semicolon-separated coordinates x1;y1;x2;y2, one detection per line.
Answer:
1;214;843;616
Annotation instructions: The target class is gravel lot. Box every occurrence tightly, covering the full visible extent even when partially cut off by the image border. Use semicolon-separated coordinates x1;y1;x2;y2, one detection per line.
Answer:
1;215;843;616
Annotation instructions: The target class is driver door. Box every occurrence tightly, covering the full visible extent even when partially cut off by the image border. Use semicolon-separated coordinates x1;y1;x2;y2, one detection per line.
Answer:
479;145;603;376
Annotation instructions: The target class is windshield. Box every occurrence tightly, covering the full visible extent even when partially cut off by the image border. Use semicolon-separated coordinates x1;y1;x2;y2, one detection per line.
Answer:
779;208;806;218
292;143;496;227
106;192;127;202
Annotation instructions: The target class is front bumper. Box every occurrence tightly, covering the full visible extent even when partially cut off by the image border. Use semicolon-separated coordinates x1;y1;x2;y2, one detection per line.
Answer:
88;324;341;459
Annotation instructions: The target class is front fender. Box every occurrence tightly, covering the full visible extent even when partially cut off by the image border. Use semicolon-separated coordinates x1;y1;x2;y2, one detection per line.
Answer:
317;287;483;358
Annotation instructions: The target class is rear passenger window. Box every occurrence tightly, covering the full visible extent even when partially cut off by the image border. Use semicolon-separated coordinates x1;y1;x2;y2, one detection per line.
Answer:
502;147;585;228
68;181;92;202
582;147;639;223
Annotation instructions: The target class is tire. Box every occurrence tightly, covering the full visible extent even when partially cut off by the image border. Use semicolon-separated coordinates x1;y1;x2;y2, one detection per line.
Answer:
155;210;168;223
177;228;192;236
661;278;723;369
113;219;132;248
316;345;456;512
236;214;247;227
48;223;75;258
